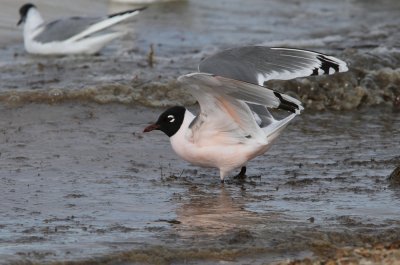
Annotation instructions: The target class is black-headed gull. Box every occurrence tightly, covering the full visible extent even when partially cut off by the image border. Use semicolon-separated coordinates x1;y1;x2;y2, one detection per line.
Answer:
144;46;348;182
17;3;146;55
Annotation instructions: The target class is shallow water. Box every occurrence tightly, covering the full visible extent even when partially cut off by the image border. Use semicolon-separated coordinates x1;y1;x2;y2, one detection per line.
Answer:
0;0;400;264
0;104;399;264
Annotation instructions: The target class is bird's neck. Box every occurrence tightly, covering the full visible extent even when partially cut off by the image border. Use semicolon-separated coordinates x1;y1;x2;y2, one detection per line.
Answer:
170;109;195;143
182;109;196;131
169;109;197;163
24;9;44;38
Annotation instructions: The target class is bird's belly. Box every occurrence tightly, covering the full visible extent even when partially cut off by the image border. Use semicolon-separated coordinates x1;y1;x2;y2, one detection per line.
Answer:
173;142;264;169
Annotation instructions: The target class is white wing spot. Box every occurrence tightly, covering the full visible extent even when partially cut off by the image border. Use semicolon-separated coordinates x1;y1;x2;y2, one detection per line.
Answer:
329;67;335;74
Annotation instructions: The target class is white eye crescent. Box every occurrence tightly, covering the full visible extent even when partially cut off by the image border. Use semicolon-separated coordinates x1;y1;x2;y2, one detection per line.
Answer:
167;115;175;123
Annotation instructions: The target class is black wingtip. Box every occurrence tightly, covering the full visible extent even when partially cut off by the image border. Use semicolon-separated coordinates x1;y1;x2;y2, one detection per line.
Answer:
108;6;147;18
273;91;300;113
310;55;342;76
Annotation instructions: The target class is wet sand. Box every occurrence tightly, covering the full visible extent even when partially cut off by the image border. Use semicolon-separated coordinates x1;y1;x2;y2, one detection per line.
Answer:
1;0;400;264
0;103;399;264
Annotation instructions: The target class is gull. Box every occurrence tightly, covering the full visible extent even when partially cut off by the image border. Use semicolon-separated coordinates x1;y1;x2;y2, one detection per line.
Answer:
144;46;348;182
17;3;146;55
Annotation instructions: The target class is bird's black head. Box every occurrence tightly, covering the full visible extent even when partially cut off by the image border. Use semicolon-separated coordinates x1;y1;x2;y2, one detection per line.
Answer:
18;3;36;26
143;106;186;137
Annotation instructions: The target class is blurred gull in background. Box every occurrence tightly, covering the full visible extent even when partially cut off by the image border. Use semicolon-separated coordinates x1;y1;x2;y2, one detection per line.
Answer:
17;3;146;55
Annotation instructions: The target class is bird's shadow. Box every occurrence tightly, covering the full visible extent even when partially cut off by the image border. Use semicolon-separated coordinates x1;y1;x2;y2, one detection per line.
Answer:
160;169;262;187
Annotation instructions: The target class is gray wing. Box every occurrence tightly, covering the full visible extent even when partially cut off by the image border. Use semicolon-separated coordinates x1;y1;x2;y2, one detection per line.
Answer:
33;8;146;43
198;46;348;86
34;17;101;42
178;73;303;146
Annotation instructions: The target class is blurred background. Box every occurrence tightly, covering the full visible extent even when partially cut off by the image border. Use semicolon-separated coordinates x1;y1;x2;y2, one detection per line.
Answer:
1;0;399;109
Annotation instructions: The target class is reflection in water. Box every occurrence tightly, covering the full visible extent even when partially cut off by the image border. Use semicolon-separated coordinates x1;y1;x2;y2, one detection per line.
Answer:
175;185;276;238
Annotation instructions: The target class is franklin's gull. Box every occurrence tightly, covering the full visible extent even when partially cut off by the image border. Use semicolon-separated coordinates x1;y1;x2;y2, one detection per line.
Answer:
144;46;348;182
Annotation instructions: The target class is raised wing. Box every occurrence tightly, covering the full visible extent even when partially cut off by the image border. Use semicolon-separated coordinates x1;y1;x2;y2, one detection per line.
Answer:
178;73;303;146
198;46;348;86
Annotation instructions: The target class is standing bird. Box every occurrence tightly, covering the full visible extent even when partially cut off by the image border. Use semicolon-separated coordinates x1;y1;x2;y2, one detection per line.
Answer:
144;46;348;182
17;3;146;55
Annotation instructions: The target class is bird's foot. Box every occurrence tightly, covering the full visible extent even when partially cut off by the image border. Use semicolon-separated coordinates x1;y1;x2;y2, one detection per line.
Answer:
233;166;247;179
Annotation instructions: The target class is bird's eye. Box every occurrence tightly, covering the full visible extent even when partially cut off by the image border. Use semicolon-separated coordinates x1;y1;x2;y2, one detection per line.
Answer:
167;115;175;123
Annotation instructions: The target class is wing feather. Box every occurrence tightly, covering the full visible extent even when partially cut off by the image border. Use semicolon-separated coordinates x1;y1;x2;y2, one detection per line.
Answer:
33;8;145;43
178;46;347;149
198;46;348;86
178;73;303;146
34;17;100;42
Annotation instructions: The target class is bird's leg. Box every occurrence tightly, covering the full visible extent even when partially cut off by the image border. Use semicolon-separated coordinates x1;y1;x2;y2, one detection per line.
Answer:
220;170;226;184
234;166;247;179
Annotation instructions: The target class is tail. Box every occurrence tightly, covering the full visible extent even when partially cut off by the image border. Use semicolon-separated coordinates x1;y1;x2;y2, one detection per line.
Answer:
66;7;146;42
263;113;297;143
261;91;303;142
